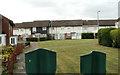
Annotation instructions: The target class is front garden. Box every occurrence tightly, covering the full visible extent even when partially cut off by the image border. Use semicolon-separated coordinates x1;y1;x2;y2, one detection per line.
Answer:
39;39;118;73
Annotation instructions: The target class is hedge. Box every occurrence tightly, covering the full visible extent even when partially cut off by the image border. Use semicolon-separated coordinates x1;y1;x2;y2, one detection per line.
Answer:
98;29;103;45
40;37;47;41
95;33;98;39
40;37;54;41
26;38;38;42
110;29;120;48
82;33;94;39
98;28;116;47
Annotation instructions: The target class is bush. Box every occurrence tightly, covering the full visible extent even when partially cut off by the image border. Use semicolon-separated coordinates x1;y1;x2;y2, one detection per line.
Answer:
95;33;98;39
47;34;54;40
82;33;94;39
98;28;116;47
40;34;55;41
26;38;38;42
1;46;14;73
98;29;103;45
110;29;120;48
40;37;47;41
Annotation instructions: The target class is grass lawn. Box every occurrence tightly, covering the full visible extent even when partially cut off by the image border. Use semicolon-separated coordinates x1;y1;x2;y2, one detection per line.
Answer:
39;39;118;73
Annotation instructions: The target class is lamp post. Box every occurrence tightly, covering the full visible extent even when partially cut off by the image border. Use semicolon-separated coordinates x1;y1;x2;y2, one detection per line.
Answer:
97;11;100;30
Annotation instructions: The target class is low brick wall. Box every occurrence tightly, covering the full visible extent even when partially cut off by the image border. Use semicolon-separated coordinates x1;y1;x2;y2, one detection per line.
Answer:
13;45;25;55
8;45;25;75
8;53;15;74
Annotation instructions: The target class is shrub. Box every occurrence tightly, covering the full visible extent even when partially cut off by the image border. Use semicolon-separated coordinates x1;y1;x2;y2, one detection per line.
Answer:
40;37;47;41
98;29;103;45
110;29;120;48
95;33;98;39
47;34;54;40
40;34;54;41
82;33;94;39
26;38;38;42
98;28;116;47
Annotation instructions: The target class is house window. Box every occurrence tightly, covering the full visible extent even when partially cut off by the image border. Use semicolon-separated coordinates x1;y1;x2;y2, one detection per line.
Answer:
78;27;82;30
0;37;1;44
11;38;15;44
33;27;36;33
19;28;24;32
9;23;13;30
72;33;75;36
61;27;64;30
67;27;71;30
42;27;47;30
52;27;54;30
9;24;11;30
67;33;71;36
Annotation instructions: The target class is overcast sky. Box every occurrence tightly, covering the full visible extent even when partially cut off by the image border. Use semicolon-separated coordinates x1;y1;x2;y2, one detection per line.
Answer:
0;0;119;23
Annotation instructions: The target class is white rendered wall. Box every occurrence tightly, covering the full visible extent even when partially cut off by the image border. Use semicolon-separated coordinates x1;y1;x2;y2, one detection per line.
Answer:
0;34;6;46
13;28;31;35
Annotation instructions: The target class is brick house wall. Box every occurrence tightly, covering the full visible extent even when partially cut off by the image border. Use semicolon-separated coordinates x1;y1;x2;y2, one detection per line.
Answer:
1;15;14;45
0;15;2;34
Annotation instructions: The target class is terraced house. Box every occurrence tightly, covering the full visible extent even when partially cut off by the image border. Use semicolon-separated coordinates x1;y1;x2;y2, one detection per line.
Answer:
14;19;116;40
49;20;83;39
0;14;16;46
14;20;50;39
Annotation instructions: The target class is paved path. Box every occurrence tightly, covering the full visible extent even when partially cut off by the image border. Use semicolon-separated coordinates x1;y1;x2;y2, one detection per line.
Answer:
24;42;40;53
13;42;40;75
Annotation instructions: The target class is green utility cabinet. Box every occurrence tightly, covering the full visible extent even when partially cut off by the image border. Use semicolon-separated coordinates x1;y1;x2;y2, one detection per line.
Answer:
80;51;106;75
25;48;56;75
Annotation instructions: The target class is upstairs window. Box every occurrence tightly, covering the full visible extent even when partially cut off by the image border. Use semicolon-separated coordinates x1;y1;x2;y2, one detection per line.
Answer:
78;27;82;30
19;28;24;32
33;27;36;33
67;27;71;30
9;23;13;30
61;27;64;30
42;27;47;31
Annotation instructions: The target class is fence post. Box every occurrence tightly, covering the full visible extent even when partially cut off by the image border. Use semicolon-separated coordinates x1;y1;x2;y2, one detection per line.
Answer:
25;48;56;75
80;51;106;75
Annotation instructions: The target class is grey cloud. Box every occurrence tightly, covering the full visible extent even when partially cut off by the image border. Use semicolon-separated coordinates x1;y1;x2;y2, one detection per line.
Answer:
21;0;118;20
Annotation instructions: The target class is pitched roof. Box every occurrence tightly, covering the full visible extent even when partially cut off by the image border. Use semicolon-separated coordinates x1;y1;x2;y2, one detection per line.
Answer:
15;19;116;28
15;20;50;28
99;20;116;26
117;17;120;22
51;20;83;27
83;20;116;26
1;14;15;27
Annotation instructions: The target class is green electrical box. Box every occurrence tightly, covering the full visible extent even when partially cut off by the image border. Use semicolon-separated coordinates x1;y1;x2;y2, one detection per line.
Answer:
80;51;106;75
25;48;56;75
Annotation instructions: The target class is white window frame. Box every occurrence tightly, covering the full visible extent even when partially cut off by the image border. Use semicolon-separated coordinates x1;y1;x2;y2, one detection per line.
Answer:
61;27;64;30
33;27;36;32
0;34;6;46
67;27;71;30
10;36;18;46
78;27;82;30
42;27;47;31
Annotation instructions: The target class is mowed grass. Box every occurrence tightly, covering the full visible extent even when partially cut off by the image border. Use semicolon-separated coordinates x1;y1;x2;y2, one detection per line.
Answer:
39;39;118;73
